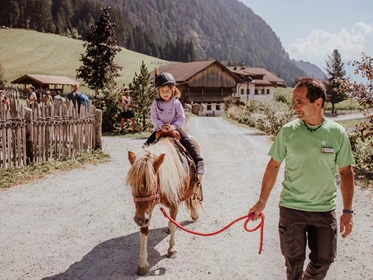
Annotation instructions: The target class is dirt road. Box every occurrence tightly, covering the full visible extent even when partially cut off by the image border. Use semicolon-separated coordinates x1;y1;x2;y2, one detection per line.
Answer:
0;116;372;280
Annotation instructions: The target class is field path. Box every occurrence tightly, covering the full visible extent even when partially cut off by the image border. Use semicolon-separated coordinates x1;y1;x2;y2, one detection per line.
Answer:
0;116;372;280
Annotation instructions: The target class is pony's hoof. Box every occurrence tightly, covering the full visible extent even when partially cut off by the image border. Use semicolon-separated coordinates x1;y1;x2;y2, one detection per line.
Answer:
137;265;149;275
167;250;177;259
191;213;199;221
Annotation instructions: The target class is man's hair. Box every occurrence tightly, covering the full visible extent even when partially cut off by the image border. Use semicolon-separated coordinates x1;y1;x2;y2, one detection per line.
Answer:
294;77;326;107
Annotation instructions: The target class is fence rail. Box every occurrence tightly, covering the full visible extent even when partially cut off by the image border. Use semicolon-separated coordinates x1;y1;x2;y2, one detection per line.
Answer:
0;98;102;169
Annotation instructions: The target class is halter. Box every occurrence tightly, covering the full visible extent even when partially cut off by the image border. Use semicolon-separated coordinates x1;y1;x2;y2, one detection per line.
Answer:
133;177;161;203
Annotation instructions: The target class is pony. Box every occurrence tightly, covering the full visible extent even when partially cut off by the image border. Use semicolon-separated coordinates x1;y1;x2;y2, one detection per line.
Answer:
126;137;203;275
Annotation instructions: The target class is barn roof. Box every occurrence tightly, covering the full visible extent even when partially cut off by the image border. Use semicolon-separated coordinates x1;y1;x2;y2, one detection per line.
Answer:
151;60;242;83
11;74;79;86
227;66;285;85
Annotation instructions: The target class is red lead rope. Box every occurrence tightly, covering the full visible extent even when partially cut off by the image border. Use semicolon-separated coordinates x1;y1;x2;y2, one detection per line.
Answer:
159;206;265;254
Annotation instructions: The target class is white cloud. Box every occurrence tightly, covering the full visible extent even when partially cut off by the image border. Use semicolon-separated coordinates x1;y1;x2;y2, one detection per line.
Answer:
288;22;373;71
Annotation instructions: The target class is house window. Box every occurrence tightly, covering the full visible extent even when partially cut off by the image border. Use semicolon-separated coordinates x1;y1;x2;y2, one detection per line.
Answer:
207;104;212;110
240;88;244;95
255;89;259;95
216;104;221;111
267;89;270;95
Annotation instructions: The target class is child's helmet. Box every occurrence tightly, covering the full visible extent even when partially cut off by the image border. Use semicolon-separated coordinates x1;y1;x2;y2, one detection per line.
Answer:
155;72;176;89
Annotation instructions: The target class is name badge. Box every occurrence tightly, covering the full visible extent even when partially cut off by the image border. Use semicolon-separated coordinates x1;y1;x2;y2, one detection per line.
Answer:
322;147;334;154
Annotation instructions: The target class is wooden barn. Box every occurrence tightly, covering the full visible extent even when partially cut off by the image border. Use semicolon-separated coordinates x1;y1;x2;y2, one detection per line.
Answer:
11;74;79;93
151;60;242;116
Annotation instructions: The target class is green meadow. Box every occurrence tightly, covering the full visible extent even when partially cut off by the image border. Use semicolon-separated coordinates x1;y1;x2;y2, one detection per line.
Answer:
0;29;168;92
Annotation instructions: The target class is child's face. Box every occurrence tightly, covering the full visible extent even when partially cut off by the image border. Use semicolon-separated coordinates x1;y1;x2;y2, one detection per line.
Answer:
159;86;173;101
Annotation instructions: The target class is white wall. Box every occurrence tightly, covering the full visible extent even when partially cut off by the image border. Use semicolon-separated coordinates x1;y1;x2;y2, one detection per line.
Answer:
234;83;274;101
200;102;224;116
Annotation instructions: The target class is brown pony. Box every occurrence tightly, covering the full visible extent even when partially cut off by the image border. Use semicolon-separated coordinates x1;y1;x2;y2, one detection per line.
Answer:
127;137;203;275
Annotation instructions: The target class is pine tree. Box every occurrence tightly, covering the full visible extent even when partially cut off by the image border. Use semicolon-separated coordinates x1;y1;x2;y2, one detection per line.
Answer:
76;6;122;96
131;61;157;130
325;49;347;114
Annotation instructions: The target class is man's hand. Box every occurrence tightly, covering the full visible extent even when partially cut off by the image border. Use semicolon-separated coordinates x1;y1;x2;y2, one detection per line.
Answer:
340;213;353;238
248;201;266;221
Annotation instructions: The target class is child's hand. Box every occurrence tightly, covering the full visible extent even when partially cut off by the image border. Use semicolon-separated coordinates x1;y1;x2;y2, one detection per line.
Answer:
168;125;177;131
161;124;169;132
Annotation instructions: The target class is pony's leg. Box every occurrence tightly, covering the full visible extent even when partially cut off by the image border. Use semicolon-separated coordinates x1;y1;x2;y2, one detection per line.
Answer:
167;206;178;258
137;226;150;275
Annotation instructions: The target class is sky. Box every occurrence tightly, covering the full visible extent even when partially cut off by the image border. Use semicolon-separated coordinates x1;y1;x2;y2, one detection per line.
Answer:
239;0;373;78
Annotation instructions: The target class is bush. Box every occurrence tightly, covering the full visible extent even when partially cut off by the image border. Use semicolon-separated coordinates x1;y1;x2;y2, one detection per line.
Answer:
226;99;294;136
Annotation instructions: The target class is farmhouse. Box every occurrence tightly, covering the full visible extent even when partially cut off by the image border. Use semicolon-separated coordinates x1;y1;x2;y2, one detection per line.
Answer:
227;65;286;102
150;60;243;116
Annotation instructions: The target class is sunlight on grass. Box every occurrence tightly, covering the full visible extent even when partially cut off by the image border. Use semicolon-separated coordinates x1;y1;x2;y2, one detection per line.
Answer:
0;29;168;94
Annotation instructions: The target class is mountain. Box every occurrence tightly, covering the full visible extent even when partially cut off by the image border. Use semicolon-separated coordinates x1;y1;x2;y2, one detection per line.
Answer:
293;60;327;80
0;0;306;85
113;0;306;85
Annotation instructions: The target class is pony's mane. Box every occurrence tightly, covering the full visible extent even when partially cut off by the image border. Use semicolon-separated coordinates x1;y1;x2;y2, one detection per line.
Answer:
126;138;188;206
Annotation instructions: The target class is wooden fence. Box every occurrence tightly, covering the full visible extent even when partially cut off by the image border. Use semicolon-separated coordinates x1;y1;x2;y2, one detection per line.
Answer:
0;98;102;169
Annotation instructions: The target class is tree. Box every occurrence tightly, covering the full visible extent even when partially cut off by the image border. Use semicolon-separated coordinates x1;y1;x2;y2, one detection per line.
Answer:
325;49;347;114
131;61;157;130
76;6;122;96
338;53;373;178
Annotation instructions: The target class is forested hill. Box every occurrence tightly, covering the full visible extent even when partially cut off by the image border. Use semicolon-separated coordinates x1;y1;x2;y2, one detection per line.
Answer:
293;60;327;80
112;0;306;85
0;0;305;85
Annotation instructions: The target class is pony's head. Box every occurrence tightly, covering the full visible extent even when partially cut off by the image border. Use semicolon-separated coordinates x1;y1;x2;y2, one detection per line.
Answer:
127;150;165;227
126;139;188;227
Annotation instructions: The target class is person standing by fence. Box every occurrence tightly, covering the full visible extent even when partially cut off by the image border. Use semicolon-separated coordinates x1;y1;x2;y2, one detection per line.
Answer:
0;88;9;112
53;90;66;104
42;90;53;104
27;86;37;108
119;87;137;132
67;84;82;113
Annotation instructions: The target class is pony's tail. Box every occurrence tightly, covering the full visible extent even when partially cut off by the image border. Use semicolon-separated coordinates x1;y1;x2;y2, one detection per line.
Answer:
185;182;204;221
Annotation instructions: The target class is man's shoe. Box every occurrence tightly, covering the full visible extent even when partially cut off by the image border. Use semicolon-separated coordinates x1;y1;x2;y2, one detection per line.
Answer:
196;161;205;175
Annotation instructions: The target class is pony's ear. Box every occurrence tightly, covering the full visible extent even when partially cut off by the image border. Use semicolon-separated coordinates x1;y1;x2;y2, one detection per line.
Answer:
153;153;165;173
128;151;136;165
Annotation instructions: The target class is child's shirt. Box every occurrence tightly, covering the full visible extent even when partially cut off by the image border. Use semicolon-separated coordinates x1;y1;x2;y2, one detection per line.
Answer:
151;98;185;131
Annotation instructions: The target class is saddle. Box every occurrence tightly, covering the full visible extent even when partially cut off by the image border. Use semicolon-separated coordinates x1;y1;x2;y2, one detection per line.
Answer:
155;130;181;141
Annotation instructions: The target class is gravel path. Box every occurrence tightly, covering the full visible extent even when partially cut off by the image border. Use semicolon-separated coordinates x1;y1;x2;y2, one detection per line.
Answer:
0;116;372;280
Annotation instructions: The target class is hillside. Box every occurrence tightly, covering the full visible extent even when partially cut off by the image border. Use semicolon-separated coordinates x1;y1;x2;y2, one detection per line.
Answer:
114;0;306;85
0;29;167;91
293;60;327;80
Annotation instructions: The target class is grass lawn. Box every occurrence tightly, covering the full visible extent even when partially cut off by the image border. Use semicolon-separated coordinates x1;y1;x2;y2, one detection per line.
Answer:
0;29;168;94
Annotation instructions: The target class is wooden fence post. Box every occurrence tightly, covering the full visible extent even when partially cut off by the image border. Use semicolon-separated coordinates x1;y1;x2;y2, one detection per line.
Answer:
94;109;102;150
24;107;33;164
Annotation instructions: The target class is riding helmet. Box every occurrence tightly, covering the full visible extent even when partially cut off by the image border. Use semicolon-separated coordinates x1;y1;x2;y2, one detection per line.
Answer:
155;72;176;89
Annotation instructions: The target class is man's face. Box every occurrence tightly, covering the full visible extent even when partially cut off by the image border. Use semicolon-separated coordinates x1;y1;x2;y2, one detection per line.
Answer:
292;86;320;121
